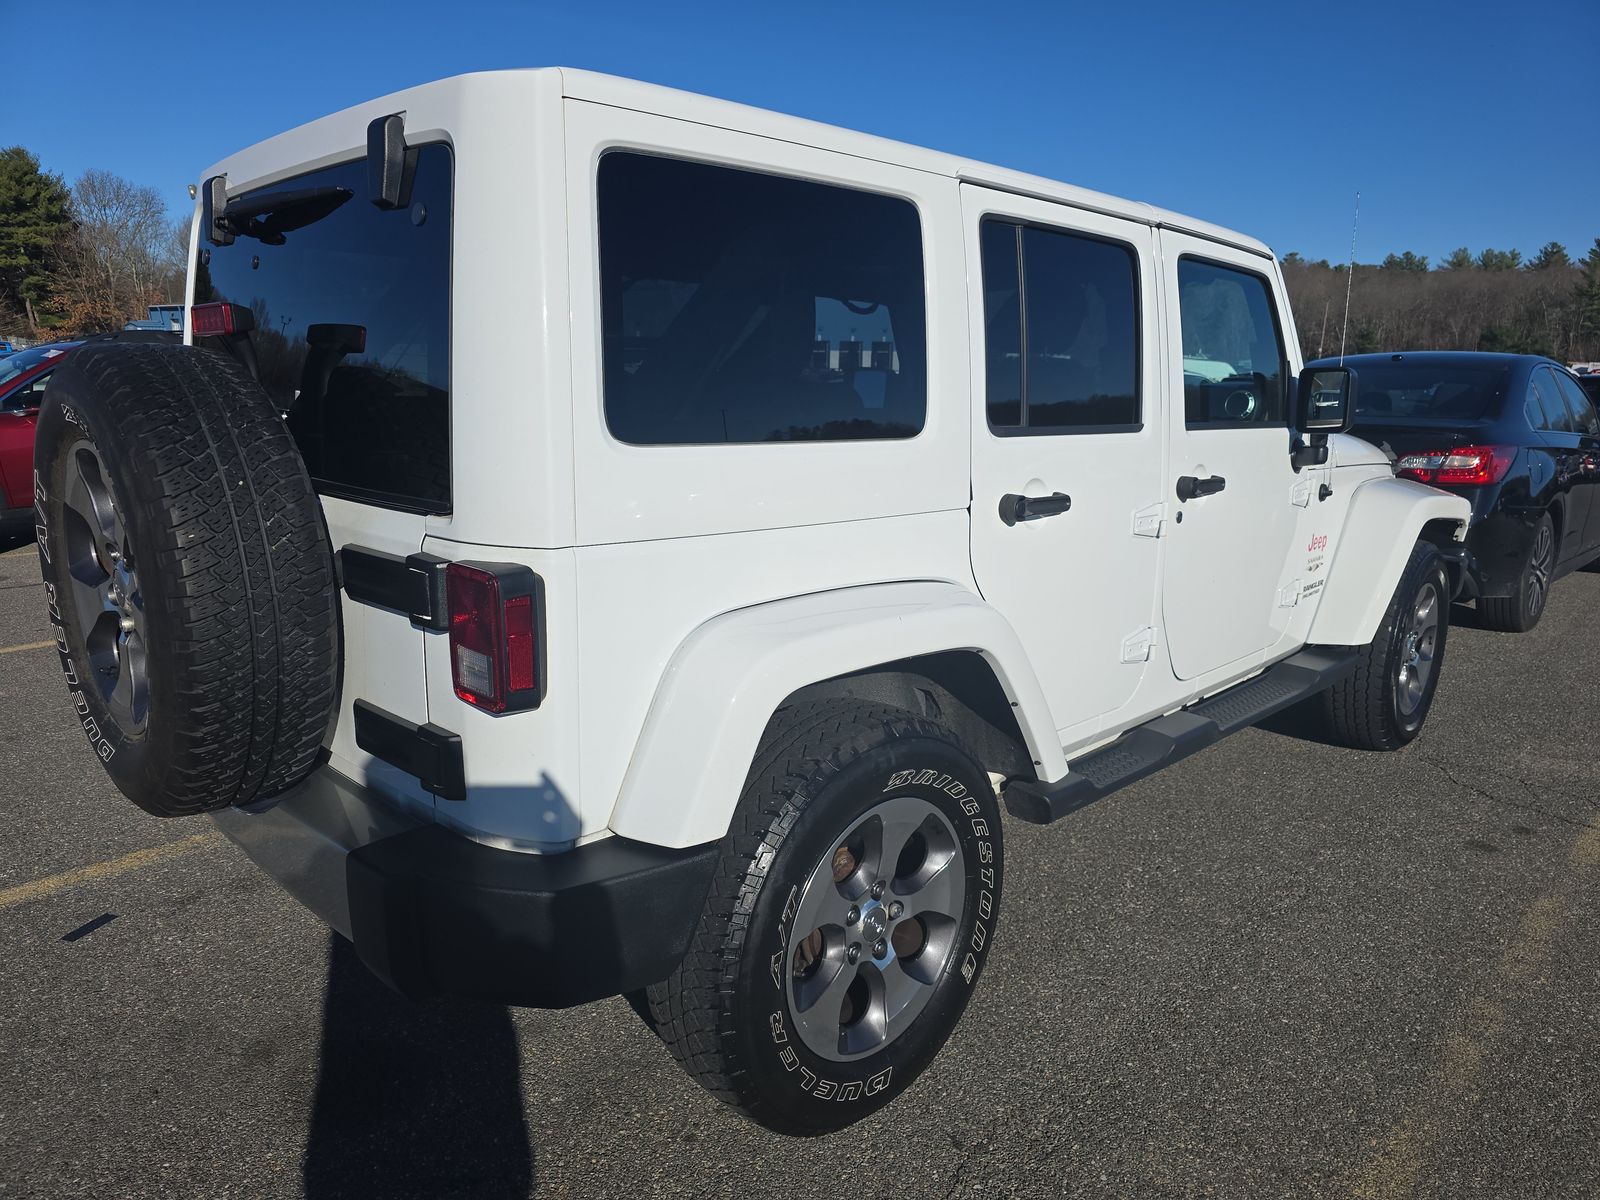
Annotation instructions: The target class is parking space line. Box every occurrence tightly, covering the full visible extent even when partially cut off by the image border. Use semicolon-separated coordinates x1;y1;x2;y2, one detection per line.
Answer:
0;831;222;911
0;639;55;656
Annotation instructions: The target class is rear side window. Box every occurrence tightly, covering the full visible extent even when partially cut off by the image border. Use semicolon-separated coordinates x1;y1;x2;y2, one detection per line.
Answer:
1552;370;1600;436
196;144;453;513
598;153;926;445
1531;370;1575;433
1177;259;1287;427
979;219;1140;433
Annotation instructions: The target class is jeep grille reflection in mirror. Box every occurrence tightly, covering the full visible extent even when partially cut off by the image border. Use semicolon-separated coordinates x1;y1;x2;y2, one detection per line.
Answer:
1300;367;1356;433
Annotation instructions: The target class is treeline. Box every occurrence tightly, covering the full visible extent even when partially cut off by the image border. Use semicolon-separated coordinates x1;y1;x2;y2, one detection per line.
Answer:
0;147;186;339
1282;241;1600;363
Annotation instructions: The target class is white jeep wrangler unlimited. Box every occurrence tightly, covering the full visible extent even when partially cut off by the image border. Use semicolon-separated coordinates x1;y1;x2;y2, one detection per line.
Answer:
34;69;1471;1135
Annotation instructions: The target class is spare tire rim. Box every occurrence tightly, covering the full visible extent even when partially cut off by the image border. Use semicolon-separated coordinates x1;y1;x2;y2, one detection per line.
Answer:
59;441;149;733
1396;579;1440;718
786;795;966;1062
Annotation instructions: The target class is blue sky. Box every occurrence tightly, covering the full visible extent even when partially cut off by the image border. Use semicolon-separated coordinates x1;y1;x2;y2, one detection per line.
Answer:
7;0;1596;264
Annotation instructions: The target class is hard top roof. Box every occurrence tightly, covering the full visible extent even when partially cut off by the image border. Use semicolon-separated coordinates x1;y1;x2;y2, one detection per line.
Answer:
204;68;1273;259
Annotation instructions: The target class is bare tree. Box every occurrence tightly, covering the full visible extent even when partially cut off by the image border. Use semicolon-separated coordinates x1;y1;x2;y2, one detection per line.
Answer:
51;169;185;333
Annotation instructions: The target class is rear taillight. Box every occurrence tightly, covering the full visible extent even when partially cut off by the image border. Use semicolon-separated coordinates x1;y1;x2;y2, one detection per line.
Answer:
445;562;545;713
189;301;254;337
1394;444;1516;486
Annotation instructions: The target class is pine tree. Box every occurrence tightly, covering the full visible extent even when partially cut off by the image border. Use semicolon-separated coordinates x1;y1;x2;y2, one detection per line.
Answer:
0;146;72;333
1529;241;1570;270
1476;247;1522;271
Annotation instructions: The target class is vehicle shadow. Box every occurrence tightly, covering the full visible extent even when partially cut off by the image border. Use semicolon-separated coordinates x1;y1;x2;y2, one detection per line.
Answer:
302;933;534;1199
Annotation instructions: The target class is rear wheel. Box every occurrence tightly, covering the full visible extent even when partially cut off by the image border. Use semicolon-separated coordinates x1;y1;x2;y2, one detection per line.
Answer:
1321;540;1449;751
647;700;1003;1136
1479;512;1555;633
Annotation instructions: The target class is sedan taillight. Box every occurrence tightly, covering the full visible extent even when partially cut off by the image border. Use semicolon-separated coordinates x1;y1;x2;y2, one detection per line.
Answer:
1395;445;1516;486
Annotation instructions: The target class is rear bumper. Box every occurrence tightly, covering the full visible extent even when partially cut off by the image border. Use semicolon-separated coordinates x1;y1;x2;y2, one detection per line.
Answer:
213;768;718;1008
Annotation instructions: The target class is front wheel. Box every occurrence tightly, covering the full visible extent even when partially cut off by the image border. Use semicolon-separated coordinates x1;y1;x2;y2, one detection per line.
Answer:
646;700;1003;1136
1321;540;1450;751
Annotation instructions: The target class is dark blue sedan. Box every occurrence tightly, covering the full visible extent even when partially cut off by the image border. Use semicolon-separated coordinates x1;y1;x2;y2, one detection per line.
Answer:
1308;351;1600;632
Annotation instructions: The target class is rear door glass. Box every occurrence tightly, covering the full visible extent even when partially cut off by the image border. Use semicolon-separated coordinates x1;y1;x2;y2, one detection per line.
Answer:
1553;371;1600;436
1533;370;1576;433
196;144;453;513
979;219;1140;433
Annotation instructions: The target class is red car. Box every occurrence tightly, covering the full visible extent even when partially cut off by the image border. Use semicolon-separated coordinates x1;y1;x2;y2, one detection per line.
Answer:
0;342;80;537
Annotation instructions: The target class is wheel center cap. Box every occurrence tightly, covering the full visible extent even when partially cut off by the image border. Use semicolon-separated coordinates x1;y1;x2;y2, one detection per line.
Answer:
1404;632;1420;665
860;901;889;945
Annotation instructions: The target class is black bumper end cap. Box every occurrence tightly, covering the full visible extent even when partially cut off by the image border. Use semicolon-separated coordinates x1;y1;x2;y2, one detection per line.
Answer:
346;826;719;1009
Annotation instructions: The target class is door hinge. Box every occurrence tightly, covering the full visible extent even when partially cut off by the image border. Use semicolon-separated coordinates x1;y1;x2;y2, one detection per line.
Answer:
1132;502;1166;539
1291;479;1312;508
1120;626;1158;663
1278;581;1302;608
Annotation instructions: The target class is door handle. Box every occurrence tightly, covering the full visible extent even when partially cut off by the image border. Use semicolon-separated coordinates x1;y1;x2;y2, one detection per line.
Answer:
999;492;1072;526
1175;475;1226;502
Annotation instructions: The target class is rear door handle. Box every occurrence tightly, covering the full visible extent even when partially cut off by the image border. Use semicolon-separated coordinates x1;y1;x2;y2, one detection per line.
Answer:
1175;475;1226;502
999;492;1072;526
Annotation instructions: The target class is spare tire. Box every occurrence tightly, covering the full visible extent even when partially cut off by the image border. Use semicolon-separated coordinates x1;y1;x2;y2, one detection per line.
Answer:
34;342;340;817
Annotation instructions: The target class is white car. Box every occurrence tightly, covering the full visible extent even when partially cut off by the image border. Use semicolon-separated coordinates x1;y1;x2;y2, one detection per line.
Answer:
32;69;1470;1136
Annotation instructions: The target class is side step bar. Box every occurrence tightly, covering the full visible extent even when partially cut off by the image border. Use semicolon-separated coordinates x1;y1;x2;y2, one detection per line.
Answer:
1004;648;1358;825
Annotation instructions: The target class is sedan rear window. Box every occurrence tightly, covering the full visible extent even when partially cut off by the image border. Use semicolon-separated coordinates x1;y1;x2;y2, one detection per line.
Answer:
1354;364;1510;422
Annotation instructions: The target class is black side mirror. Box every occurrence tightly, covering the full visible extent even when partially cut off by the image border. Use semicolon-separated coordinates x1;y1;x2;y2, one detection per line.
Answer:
1295;366;1357;435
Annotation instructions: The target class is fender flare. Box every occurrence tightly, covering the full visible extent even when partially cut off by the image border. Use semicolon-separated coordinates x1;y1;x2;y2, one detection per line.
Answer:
1306;476;1471;646
606;581;1064;849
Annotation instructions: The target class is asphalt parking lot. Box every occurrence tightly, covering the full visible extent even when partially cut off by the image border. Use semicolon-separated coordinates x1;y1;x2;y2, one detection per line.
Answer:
2;532;1597;1200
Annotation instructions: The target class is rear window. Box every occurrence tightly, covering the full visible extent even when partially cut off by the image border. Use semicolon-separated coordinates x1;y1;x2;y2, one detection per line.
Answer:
598;153;926;445
195;144;453;513
1353;363;1510;422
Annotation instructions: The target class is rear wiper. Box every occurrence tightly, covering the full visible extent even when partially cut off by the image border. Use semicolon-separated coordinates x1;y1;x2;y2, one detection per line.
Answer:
221;186;353;245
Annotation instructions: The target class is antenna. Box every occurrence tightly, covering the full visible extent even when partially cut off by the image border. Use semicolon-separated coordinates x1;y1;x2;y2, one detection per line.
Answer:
1338;191;1360;364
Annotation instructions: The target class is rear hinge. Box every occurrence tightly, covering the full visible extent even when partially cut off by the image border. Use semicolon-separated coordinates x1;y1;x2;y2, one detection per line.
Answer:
1132;502;1166;539
340;545;449;630
1278;581;1302;608
1291;479;1312;507
1120;625;1158;663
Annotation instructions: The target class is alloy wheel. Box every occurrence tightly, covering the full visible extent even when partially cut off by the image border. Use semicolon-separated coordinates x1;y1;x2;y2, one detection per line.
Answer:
786;795;967;1061
1396;580;1440;718
58;441;148;732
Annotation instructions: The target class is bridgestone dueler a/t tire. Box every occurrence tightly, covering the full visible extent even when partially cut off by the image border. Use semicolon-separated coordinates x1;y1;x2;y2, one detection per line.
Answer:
34;343;340;817
646;700;1003;1136
1320;540;1449;752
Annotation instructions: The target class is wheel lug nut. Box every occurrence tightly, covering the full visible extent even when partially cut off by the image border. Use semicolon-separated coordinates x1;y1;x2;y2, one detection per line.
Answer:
872;938;888;959
870;880;885;899
845;905;860;925
888;901;903;919
846;944;861;963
